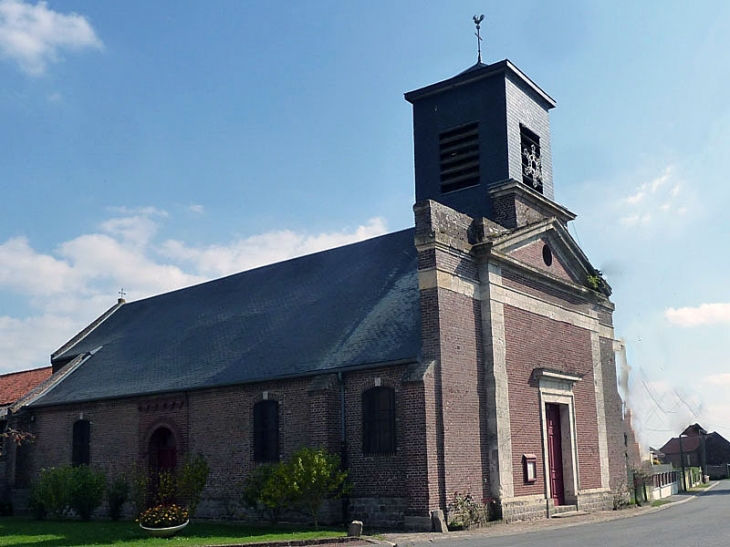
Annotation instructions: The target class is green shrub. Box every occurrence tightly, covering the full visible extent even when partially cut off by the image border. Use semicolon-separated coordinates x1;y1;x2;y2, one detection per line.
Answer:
446;491;491;530
178;453;210;518
29;465;106;520
154;470;177;506
129;464;150;517
30;466;74;519
69;465;106;520
28;484;46;520
242;448;348;528
106;475;130;521
287;447;349;529
242;463;294;524
0;501;12;516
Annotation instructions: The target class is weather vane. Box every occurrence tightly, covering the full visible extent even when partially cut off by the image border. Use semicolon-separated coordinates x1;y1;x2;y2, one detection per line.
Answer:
473;14;485;64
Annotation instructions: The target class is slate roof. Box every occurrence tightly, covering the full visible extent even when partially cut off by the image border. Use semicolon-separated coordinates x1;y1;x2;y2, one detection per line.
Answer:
33;229;420;407
0;367;52;407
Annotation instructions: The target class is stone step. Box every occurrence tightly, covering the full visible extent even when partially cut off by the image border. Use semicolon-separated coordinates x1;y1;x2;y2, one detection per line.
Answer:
551;505;588;518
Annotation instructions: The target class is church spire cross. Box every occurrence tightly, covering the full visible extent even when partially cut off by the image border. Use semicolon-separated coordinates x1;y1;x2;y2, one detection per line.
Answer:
473;14;485;64
118;288;126;303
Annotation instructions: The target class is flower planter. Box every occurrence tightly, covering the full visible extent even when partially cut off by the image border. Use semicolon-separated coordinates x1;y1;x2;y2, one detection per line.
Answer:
140;520;189;537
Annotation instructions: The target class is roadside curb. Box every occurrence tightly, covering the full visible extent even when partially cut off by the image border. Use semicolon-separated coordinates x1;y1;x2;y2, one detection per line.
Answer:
654;480;720;510
204;537;366;547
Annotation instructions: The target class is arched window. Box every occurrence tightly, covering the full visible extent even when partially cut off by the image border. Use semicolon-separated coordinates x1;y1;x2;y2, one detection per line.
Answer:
253;400;279;462
362;387;396;455
72;419;91;466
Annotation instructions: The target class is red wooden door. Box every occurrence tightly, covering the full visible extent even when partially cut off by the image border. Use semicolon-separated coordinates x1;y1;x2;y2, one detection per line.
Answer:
546;404;565;505
149;427;177;474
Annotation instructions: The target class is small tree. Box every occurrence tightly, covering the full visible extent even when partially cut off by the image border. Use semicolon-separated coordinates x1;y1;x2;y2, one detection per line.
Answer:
242;463;295;524
129;464;150;517
178;453;210;518
287;447;349;529
106;475;130;521
69;465;106;520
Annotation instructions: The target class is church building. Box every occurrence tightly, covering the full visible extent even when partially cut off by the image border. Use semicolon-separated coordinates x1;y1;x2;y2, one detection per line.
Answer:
4;55;638;528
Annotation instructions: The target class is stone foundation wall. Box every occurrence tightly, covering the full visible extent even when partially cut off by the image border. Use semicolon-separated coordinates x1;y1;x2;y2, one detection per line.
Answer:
576;490;612;512
348;497;408;529
501;496;548;522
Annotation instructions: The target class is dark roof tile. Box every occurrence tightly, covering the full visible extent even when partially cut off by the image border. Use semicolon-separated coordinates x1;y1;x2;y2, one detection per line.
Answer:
33;229;420;406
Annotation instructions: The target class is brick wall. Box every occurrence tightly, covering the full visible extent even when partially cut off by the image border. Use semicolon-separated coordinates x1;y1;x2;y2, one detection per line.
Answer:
509;237;575;283
415;199;491;517
19;366;432;525
503;304;601;496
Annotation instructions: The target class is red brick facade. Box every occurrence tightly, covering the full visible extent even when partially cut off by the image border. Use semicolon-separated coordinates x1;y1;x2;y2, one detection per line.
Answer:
6;196;640;528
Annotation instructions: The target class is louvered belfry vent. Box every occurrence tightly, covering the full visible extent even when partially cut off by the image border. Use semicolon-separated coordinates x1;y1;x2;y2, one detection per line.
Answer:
439;122;480;193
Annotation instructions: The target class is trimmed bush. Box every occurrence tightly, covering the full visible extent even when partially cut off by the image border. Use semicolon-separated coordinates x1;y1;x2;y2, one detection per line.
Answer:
69;465;106;520
178;453;210;518
30;465;106;520
106;475;130;521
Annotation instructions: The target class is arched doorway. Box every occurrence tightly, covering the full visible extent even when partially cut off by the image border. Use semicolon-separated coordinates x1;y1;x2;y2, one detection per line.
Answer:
149;426;177;477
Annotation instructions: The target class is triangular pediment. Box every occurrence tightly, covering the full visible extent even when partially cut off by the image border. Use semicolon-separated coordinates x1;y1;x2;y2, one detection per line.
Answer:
489;218;609;296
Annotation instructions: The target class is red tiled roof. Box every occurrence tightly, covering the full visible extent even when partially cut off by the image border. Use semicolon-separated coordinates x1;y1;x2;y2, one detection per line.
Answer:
0;367;53;406
660;436;702;455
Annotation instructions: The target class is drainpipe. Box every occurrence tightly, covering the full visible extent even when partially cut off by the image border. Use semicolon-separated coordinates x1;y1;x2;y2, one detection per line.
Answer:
338;372;349;523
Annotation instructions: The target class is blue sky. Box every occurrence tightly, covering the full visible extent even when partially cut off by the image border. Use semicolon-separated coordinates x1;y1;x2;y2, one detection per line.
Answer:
1;0;729;451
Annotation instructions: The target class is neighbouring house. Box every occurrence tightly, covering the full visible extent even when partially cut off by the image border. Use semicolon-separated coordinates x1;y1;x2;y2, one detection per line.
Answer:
646;463;678;501
0;366;52;505
660;424;730;480
7;57;640;528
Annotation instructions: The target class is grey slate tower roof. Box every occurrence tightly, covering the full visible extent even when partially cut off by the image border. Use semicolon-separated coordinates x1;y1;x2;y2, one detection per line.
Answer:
405;59;558;222
33;229;420;407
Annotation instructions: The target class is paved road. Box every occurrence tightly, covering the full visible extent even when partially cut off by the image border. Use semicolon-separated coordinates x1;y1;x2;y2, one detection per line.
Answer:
385;480;730;547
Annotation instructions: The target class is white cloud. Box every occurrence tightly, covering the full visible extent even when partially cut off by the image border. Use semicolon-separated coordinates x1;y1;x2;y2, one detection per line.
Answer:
665;303;730;327
0;211;389;374
161;217;388;278
100;215;159;247
0;236;76;295
619;213;651;227
619;165;685;227
0;0;102;75
701;373;730;387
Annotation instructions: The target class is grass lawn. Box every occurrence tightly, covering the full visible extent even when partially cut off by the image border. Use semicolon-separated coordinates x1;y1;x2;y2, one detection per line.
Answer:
650;499;672;507
0;518;347;547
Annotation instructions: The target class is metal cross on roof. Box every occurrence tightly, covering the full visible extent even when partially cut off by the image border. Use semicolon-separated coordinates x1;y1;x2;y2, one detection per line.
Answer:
473;14;485;64
118;288;126;300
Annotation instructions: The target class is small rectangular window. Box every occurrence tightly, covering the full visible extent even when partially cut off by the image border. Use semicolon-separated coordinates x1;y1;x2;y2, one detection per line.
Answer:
439;122;480;193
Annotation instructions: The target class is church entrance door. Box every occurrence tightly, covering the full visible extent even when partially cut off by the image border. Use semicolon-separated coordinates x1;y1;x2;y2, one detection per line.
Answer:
546;403;565;506
149;426;177;477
